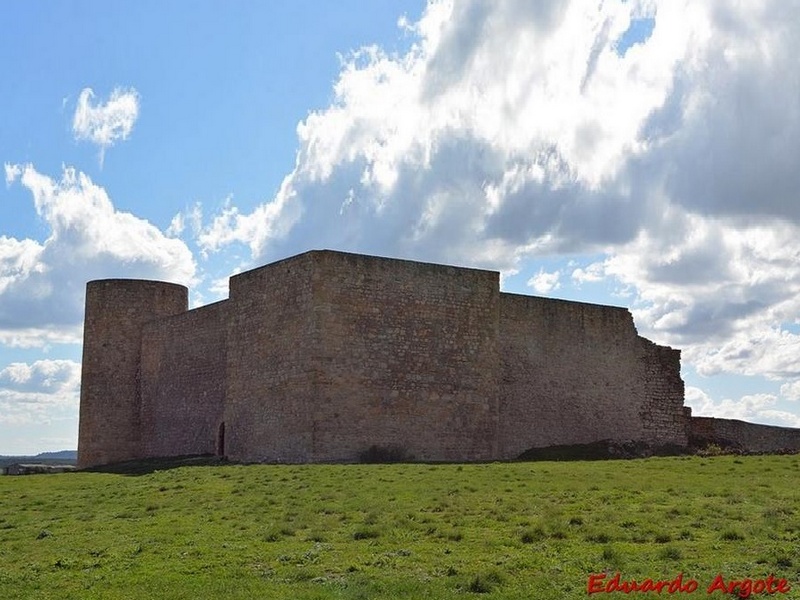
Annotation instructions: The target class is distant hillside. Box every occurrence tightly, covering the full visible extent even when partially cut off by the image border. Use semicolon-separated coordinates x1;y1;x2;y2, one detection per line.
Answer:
34;450;77;460
0;450;77;469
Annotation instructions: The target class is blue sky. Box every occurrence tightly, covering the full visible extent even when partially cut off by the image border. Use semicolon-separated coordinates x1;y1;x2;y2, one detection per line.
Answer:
3;1;800;454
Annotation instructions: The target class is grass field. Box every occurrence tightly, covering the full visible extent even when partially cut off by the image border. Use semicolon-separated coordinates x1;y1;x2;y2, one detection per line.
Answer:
1;455;798;599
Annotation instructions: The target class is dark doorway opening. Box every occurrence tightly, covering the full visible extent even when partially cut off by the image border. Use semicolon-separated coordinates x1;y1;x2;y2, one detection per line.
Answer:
217;422;225;456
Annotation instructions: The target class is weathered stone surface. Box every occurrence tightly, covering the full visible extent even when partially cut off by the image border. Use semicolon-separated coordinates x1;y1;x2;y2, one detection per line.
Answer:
224;252;317;463
78;249;790;468
500;295;645;457
140;300;228;458
78;279;188;468
308;252;500;462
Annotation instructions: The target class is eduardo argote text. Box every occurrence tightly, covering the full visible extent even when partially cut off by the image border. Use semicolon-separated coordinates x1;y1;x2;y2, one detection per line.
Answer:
587;572;791;598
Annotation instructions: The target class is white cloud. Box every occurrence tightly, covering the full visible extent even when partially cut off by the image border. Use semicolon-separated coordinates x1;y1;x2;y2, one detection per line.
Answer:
167;213;185;237
714;393;778;421
685;386;800;428
756;410;800;428
167;203;203;238
0;359;80;426
687;329;800;380
572;262;605;284
2;164;195;346
528;269;561;294
0;327;82;350
198;181;300;258
780;381;800;402
604;213;800;378
1;1;797;437
208;275;231;299
684;386;715;414
0;359;80;393
196;0;799;269
72;87;140;166
197;0;691;268
4;163;21;186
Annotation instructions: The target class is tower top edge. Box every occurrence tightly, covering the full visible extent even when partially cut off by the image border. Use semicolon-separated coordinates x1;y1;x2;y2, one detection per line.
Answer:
86;278;189;295
86;278;188;291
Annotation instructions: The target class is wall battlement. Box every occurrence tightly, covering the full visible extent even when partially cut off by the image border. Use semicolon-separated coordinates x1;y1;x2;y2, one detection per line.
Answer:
76;250;798;468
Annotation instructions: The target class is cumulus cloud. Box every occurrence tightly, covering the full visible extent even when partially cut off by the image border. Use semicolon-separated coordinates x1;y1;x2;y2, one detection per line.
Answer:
0;359;80;425
72;87;140;166
2;164;195;346
167;202;204;238
4;163;21;186
602;212;800;378
528;269;561;294
572;262;605;284
197;0;686;269
780;381;800;402
0;359;80;394
191;0;765;269
198;183;300;258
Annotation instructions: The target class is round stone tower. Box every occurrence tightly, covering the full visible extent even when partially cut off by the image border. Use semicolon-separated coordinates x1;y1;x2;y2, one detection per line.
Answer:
77;279;188;468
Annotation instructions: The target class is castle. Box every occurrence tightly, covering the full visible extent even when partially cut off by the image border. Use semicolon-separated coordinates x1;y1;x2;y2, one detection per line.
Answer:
77;250;800;468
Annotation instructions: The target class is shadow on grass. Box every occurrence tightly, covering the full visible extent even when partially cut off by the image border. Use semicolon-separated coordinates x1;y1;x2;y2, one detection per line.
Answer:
517;440;687;461
82;439;798;475
80;454;232;476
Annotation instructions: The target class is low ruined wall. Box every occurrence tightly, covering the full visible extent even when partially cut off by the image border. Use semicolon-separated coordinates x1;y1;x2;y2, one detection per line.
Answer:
690;417;800;453
498;295;649;458
140;300;228;458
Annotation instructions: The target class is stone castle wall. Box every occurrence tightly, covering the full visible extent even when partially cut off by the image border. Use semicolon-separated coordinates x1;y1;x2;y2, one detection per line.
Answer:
223;253;318;462
78;250;697;468
498;295;648;458
308;252;500;462
78;280;188;468
140;300;228;459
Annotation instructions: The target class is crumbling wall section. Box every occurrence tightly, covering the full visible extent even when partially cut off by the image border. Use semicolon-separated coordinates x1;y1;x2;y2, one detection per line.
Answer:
309;251;500;462
139;300;228;458
498;295;647;459
639;338;687;447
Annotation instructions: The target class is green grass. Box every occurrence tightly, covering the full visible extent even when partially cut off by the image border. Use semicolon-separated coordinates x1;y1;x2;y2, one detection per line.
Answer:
1;455;798;599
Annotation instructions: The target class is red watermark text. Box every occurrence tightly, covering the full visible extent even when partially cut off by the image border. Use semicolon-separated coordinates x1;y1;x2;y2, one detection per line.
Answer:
587;572;791;598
